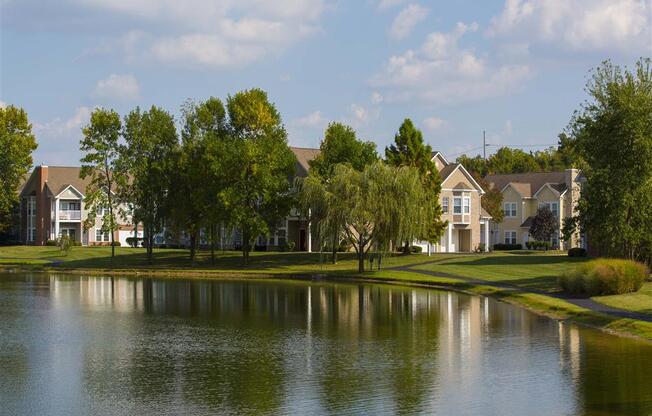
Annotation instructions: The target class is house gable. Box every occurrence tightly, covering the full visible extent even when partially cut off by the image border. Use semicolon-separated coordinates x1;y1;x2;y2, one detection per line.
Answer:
56;185;84;199
441;164;484;194
430;151;449;171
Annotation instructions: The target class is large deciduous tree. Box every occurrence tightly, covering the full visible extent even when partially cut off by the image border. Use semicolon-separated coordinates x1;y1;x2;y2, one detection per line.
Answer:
80;108;126;261
306;122;378;263
385;118;446;252
224;89;296;265
569;59;652;264
121;106;178;264
0;105;37;233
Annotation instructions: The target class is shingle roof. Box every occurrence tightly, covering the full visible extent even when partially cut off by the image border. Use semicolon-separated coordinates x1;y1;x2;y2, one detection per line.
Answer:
520;216;534;228
453;181;472;190
290;147;320;178
20;166;92;197
485;171;566;198
480;207;492;218
438;163;458;181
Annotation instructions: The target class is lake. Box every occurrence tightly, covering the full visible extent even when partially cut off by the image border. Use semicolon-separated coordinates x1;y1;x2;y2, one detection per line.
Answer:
1;272;651;415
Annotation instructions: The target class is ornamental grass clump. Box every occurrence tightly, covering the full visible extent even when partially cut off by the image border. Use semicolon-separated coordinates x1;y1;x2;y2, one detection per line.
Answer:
559;259;648;296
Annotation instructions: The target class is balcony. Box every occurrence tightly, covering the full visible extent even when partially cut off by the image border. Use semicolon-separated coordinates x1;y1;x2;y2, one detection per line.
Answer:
59;210;82;221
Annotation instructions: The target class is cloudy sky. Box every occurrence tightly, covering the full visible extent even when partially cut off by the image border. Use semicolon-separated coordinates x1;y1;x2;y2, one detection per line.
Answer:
1;0;650;165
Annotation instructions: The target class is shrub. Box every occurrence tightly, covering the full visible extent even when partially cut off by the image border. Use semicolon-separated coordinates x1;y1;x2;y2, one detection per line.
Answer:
559;259;648;296
110;241;121;247
493;243;522;251
45;239;57;246
410;246;422;254
287;241;295;252
568;247;587;257
72;240;82;247
126;237;143;247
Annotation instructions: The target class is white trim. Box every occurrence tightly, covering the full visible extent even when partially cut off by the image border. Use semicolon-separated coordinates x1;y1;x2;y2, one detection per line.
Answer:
431;151;449;165
503;202;517;218
54;184;84;199
441;188;479;192
532;183;561;198
440;164;485;194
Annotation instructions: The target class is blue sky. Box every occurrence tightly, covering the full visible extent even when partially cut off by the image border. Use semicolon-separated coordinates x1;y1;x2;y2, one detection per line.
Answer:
1;0;650;165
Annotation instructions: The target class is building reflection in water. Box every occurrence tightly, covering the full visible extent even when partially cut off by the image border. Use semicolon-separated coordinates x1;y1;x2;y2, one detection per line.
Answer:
2;273;651;415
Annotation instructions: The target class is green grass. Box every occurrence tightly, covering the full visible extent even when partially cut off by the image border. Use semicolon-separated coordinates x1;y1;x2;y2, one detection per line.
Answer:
594;282;652;314
0;245;445;275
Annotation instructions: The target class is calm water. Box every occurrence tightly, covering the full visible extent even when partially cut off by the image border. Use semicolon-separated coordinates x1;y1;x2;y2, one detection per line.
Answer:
1;273;651;416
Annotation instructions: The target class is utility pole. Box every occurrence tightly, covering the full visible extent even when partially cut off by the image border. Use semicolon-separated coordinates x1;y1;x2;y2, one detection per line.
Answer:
483;130;486;160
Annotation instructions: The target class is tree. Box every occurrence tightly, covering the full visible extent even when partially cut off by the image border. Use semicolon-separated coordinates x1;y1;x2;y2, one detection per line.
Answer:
475;176;504;223
121;106;178;264
169;98;228;264
385;118;446;252
307;122;378;262
456;154;488;178
529;206;557;244
301;162;432;272
80;108;126;262
309;122;378;177
0;105;37;232
569;59;652;264
223;89;296;265
488;147;541;174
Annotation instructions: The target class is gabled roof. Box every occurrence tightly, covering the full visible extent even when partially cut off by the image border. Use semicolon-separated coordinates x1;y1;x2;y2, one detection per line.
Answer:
290;147;320;178
439;163;485;194
520;216;534;228
453;181;472;190
20;166;92;198
486;171;566;198
430;151;449;166
480;207;492;218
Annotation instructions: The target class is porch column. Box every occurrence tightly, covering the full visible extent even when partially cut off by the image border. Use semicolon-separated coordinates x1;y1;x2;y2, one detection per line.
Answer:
483;220;489;252
447;222;453;253
54;198;59;240
307;209;312;253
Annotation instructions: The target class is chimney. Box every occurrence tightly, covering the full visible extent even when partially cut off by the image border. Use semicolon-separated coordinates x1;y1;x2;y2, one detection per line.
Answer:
564;168;578;190
35;165;49;245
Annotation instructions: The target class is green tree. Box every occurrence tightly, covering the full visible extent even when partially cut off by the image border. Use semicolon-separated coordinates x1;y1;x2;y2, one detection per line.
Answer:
456;154;488;177
80;108;126;261
385;118;446;252
224;89;296;265
476;176;504;223
309;122;378;177
121;106;178;264
570;59;652;264
488;147;541;174
529;206;557;244
0;105;37;233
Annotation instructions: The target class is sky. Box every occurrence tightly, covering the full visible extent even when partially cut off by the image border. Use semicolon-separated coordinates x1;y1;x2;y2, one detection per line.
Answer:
1;0;651;166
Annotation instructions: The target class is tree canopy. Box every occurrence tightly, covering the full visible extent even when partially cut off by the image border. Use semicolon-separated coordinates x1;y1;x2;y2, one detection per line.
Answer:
308;122;378;178
529;206;557;243
568;58;652;264
0;105;37;232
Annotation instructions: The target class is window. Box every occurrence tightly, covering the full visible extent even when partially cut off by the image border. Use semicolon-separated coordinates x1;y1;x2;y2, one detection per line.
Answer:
95;229;109;242
504;231;517;245
538;202;559;217
453;197;462;214
442;197;449;213
60;201;80;211
463;197;471;214
504;202;517;218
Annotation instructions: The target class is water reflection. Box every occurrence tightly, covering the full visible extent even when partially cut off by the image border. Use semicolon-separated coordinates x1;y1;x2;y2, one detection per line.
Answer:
0;273;651;416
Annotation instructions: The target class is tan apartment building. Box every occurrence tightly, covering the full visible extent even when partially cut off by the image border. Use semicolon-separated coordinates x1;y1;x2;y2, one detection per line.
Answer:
417;152;489;253
485;169;585;250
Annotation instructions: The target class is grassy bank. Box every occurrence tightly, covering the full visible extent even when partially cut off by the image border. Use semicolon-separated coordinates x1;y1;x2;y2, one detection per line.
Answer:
1;246;651;340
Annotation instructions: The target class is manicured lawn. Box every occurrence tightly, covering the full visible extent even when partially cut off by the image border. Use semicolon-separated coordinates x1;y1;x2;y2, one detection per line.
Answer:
594;282;652;315
0;245;445;274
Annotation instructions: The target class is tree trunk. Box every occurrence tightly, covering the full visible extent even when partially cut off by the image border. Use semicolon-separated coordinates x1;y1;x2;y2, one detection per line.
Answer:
378;254;382;271
242;229;249;266
146;224;153;265
210;224;215;266
358;240;365;273
189;233;197;266
331;233;338;264
402;240;410;255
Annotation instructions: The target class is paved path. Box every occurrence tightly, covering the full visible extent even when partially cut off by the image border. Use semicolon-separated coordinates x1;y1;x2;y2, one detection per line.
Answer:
388;260;652;323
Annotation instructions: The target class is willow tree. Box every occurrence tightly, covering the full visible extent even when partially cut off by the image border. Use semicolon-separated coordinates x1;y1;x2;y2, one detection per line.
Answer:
301;161;431;273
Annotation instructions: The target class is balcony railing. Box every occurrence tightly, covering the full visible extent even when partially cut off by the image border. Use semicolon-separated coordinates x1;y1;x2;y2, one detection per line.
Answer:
59;210;81;221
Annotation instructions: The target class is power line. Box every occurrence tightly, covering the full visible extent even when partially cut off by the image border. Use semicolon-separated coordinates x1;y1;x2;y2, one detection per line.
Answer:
445;142;558;160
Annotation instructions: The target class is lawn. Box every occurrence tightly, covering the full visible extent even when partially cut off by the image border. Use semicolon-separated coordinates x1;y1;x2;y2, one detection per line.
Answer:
0;245;445;275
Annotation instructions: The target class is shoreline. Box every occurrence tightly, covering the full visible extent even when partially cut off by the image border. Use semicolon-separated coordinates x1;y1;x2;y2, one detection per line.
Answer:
2;263;651;343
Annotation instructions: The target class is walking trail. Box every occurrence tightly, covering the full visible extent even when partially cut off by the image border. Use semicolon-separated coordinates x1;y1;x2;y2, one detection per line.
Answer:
387;259;652;323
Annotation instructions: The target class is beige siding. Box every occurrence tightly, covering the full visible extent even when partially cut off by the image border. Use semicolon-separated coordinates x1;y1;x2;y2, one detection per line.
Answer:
440;167;482;251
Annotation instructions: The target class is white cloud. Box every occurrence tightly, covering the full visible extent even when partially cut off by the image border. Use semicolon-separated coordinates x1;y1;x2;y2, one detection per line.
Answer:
487;0;651;53
371;22;533;103
0;101;6;109
371;92;384;104
390;3;428;40
75;0;327;68
345;103;380;127
423;116;445;131
92;74;140;101
295;111;328;128
375;0;407;10
33;107;93;165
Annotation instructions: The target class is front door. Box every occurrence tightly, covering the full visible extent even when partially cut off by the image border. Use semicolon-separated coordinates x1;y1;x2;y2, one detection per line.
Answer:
60;228;77;242
299;230;306;251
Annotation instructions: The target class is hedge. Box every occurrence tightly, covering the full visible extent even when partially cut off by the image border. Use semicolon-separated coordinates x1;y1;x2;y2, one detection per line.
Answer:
493;243;522;251
559;258;648;296
568;247;587;257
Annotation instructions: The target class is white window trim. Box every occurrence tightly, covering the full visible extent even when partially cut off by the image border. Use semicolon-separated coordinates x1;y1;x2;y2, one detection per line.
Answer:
442;197;449;213
504;230;517;245
504;202;517;218
453;197;462;214
463;196;471;214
